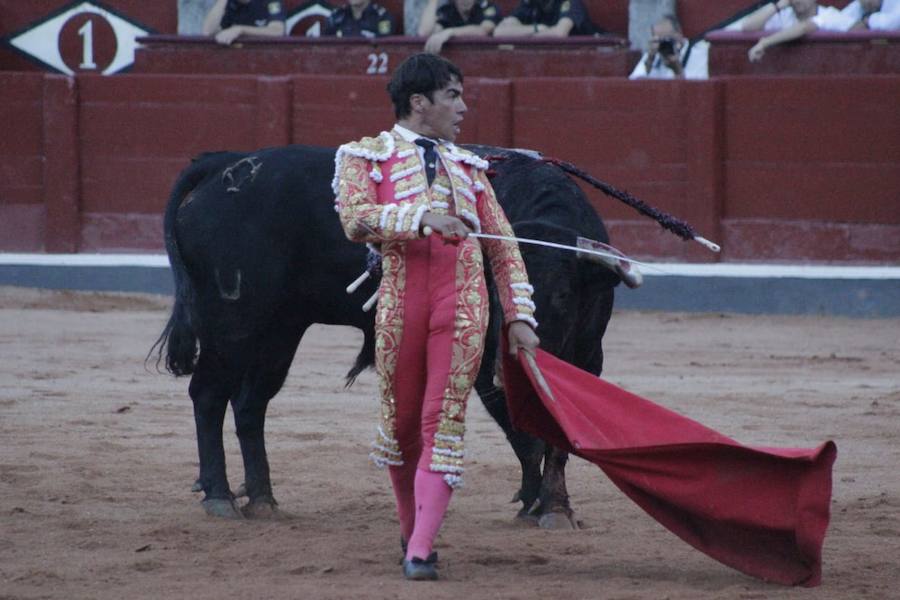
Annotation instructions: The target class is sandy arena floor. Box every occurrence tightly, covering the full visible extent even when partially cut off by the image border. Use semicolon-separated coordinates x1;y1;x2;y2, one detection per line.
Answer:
0;286;898;600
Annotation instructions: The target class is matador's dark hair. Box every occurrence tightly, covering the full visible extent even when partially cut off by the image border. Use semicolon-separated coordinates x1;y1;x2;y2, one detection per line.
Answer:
387;53;464;120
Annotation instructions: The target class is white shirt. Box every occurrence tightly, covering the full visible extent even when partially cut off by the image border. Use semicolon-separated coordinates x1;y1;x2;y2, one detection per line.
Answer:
763;6;854;32
841;0;900;30
392;123;443;167
629;40;709;80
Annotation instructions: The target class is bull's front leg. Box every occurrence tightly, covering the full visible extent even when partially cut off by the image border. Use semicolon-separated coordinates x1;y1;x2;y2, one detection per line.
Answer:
536;445;577;529
475;384;545;518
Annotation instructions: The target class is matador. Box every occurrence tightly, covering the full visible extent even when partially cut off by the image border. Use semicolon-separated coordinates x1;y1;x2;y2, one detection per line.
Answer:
334;53;539;581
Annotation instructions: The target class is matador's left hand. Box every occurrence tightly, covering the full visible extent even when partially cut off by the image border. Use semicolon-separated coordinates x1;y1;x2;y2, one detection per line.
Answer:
508;321;540;356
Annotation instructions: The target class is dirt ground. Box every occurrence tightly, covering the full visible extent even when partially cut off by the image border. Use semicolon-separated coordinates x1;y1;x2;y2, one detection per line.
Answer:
0;285;898;600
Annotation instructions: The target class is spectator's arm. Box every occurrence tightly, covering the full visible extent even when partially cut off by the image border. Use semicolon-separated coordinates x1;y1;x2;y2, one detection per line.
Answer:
748;19;816;62
425;22;495;51
202;0;228;35
237;20;286;37
742;0;789;32
419;0;441;36
534;16;574;37
494;16;538;36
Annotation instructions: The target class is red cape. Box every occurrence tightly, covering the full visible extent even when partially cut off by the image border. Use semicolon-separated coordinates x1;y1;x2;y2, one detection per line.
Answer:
502;348;836;587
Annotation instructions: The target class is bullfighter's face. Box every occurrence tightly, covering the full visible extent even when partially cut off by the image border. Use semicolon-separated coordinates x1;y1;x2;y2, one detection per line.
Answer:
415;77;467;142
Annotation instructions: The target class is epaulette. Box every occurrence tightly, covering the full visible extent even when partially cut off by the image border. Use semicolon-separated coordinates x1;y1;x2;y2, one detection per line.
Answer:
444;143;490;170
332;131;395;194
376;5;386;15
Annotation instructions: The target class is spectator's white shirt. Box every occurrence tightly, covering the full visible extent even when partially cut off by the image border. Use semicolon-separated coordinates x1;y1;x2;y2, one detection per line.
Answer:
629;40;709;80
764;6;853;31
841;0;900;30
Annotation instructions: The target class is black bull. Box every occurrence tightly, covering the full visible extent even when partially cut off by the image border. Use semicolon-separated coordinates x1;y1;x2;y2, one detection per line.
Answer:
154;144;621;525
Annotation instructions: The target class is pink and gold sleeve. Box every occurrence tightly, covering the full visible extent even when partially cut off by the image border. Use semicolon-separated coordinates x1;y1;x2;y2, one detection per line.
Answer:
474;169;538;329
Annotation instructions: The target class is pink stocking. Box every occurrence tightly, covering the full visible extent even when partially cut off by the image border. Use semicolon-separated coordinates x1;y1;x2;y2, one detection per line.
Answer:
405;468;453;561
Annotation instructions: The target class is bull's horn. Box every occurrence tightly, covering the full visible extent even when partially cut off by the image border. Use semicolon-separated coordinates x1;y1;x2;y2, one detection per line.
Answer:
576;237;643;289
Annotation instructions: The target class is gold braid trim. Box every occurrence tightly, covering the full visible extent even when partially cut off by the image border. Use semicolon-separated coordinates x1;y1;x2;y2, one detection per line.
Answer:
429;240;490;488
370;243;408;467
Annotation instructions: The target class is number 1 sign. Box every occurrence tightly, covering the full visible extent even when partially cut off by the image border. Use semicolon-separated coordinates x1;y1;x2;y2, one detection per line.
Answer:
4;1;153;75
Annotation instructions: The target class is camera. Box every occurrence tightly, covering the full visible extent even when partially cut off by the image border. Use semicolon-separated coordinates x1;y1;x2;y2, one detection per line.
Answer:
657;37;677;57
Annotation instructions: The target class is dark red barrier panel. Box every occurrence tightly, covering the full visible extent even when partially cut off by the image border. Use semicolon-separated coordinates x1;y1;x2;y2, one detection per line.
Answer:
290;75;513;148
76;74;264;250
0;72;45;251
708;30;900;77
43;74;80;252
721;75;900;262
511;78;723;261
133;35;635;78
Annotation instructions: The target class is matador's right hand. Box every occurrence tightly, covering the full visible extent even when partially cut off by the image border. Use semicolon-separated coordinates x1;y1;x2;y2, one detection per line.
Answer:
420;212;472;241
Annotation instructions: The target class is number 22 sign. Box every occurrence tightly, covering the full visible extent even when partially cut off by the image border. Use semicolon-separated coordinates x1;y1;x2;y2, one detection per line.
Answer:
4;1;153;75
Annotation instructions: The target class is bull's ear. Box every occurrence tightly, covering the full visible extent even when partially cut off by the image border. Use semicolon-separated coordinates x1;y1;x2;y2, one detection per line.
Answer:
511;220;578;247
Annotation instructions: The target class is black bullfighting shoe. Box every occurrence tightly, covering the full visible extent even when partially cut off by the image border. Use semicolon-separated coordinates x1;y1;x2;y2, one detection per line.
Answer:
402;557;438;581
400;537;438;565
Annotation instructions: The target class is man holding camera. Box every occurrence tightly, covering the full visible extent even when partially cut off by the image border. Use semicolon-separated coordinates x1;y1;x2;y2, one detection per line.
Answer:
629;14;705;79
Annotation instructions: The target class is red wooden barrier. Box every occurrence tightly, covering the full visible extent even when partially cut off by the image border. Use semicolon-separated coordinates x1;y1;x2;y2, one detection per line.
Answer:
0;72;45;251
721;75;900;262
1;70;897;263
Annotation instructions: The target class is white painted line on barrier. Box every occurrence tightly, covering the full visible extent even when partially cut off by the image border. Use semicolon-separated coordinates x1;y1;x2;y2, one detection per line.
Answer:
0;253;170;268
1;254;899;280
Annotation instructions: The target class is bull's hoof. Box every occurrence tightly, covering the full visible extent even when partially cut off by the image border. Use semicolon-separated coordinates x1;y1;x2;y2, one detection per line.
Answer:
538;511;578;530
191;479;203;493
241;497;282;520
514;510;540;527
202;498;244;519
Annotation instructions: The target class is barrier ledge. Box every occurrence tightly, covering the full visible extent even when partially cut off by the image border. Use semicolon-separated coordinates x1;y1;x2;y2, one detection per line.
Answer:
133;34;637;78
2;254;898;317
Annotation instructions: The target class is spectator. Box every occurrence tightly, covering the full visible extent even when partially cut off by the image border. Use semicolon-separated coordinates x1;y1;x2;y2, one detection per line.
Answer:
747;0;900;62
494;0;602;37
629;14;707;79
418;0;502;53
747;0;853;62
202;0;286;45
843;0;900;30
741;0;824;32
324;0;396;37
406;0;430;36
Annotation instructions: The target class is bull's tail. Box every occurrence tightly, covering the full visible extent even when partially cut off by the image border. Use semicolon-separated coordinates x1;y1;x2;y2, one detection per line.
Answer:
148;157;223;376
345;327;375;387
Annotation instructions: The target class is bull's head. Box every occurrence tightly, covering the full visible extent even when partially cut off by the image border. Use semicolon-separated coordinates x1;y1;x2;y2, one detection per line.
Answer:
512;221;619;366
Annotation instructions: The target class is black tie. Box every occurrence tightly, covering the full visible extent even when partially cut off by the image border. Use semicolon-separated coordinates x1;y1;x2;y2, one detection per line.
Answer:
415;138;437;187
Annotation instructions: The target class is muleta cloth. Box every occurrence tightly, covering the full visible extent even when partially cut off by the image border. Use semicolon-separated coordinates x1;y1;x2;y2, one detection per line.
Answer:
502;347;836;587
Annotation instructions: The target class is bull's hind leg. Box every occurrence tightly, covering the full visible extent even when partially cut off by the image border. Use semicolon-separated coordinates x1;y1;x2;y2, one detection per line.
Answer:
189;350;245;519
231;322;308;519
